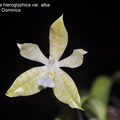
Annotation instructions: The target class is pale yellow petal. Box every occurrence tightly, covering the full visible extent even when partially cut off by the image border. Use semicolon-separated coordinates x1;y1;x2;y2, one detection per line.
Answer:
58;49;87;68
53;68;84;110
6;66;47;97
49;15;68;60
17;43;48;65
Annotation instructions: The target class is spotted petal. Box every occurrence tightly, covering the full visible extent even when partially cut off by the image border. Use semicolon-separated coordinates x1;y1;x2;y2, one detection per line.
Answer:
58;49;87;68
49;15;68;60
53;68;84;110
6;66;47;97
17;43;48;65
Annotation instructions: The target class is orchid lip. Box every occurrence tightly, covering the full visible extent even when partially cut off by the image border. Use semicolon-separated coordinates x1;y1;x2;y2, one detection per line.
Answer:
38;73;54;88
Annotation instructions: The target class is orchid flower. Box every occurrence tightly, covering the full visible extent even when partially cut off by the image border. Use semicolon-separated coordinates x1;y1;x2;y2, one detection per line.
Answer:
6;15;87;110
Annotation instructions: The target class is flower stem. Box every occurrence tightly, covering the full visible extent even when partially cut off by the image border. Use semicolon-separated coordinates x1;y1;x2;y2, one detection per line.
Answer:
75;109;84;120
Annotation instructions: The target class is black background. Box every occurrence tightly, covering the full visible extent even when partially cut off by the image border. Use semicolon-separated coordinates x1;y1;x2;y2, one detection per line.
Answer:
1;1;120;120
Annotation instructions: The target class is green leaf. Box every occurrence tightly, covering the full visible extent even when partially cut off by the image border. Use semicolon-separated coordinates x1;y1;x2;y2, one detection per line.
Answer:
53;95;76;120
90;75;112;105
112;70;120;83
81;95;90;105
83;97;107;120
54;106;76;120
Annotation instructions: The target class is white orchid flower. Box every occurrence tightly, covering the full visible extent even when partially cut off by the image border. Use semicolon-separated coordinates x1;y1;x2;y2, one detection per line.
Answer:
6;15;87;110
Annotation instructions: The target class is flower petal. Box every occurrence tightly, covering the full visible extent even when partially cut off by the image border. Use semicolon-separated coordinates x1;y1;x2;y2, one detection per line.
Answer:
49;15;68;60
6;66;47;97
17;43;48;65
58;49;87;68
53;68;84;110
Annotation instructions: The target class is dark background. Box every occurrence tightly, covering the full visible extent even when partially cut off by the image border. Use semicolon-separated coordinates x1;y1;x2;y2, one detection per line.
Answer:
1;1;120;120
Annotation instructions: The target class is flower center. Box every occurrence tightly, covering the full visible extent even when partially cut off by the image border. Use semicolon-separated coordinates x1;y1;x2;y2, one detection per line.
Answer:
47;56;59;73
38;56;59;88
